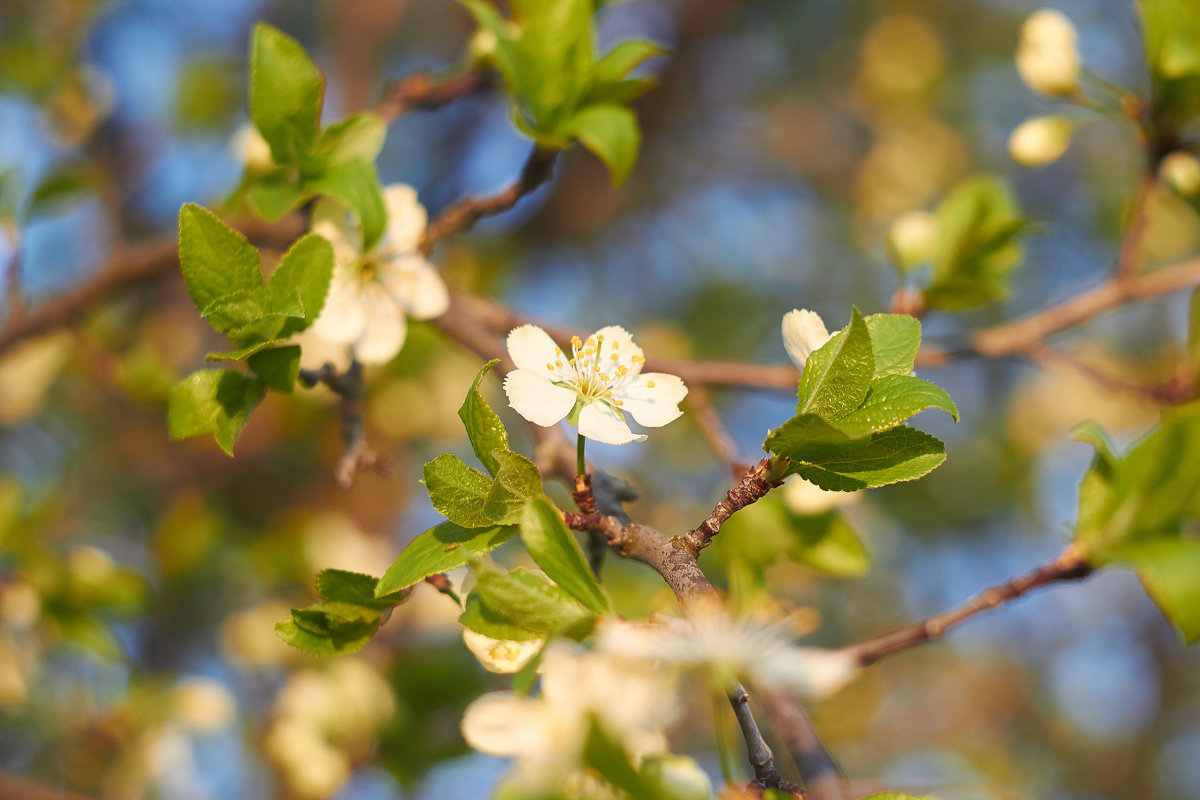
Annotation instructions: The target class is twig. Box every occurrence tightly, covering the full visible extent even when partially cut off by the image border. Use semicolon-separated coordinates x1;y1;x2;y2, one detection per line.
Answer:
420;147;558;255
374;69;491;123
299;360;389;488
759;692;849;800
730;681;807;797
1114;173;1156;281
680;457;782;556
839;545;1093;667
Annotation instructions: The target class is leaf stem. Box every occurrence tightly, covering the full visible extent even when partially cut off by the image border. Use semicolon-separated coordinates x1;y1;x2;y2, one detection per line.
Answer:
577;433;587;478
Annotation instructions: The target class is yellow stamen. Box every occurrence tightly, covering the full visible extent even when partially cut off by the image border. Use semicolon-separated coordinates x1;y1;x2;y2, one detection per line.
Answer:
610;354;619;361
546;363;554;371
571;336;583;349
631;355;646;364
556;360;563;367
596;333;605;342
646;380;656;388
614;400;623;406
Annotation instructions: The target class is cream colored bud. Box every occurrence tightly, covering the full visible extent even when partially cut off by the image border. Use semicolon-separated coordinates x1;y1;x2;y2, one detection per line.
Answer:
462;629;543;674
230;123;275;173
781;309;832;369
1160;151;1200;197
1008;115;1074;167
1015;9;1080;96
886;210;938;271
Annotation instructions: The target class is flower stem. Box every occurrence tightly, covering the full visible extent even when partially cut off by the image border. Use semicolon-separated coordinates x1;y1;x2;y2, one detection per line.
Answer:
576;434;587;477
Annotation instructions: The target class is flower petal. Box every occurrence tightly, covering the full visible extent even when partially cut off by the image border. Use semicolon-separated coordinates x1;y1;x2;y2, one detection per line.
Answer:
352;286;407;364
312;198;362;263
590;325;644;376
312;265;368;344
381;184;427;254
504;369;576;426
506;325;562;378
461;693;550;757
752;646;857;699
578;402;645;445
615;373;687;428
782;309;831;369
376;255;449;320
462;630;544;675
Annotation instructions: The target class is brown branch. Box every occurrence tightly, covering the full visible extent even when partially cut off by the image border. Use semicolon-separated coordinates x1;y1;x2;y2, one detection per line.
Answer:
839;545;1093;667
680;457;782;556
1114;172;1156;281
299;360;389;488
759;692;849;800
730;682;807;797
373;69;491;123
420;147;558;255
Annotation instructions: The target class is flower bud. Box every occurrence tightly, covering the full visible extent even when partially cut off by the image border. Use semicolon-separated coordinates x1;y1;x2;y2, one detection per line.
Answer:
781;309;831;369
1015;9;1080;96
230;123;275;174
1008;115;1074;167
886;210;938;272
1160;151;1200;197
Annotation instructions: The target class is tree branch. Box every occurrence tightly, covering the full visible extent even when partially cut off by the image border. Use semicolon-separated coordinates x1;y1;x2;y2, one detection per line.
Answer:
680;457;782;555
299;360;389;487
374;69;491;123
839;545;1093;667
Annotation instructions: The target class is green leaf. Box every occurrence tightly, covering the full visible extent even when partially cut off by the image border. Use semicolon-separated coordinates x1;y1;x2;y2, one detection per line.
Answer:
563;104;640;186
199;289;271;336
520;497;612;614
376;522;516;596
582;78;658;106
833;375;959;437
1073;421;1122;535
458;359;509;476
248;345;301;393
24;160;103;221
864;313;921;378
796;307;875;419
244;174;307;221
250;24;324;164
1139;0;1200;81
312;111;386;166
786;511;871;578
484;451;544;525
773;422;947;492
178;204;263;315
206;340;287;362
1188;286;1200;370
591;40;666;85
764;412;862;457
510;0;595;127
583;717;671;800
276;601;380;656
460;567;595;641
925;174;1028;311
423;455;497;528
1111;536;1200;643
305;159;387;251
168;370;265;456
265;232;334;335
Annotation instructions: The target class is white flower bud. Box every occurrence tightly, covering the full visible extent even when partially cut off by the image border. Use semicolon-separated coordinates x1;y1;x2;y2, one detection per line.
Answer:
1160;151;1200;197
781;309;832;369
1015;9;1081;96
462;629;543;674
886;210;938;272
1008;115;1074;167
230;123;276;173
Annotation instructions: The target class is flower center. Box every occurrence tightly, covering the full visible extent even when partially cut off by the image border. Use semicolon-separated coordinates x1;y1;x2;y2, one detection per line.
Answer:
543;332;645;409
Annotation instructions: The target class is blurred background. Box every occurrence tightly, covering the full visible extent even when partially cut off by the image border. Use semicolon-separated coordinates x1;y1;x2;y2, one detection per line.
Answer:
1;0;1198;798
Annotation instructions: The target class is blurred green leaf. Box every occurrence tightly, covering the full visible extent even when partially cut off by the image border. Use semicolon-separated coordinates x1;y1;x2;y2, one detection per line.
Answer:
458;359;509;476
167;370;265;456
377;522;516;596
178;204;263;314
460;567;595;641
250;23;324;164
305;159;387;251
247;345;301;393
1139;0;1200;81
1188;286;1200;370
787;510;871;578
582;717;671;800
1073;421;1121;534
244;175;307;220
864;313;921;378
277;600;381;656
313;111;387;166
590;40;665;85
564;103;640;186
520;496;612;614
206;340;287;363
797;307;875;419
423;454;497;528
1106;536;1200;643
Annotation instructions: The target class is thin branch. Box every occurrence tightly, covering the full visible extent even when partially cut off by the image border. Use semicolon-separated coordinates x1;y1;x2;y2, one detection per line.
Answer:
730;682;807;797
299;360;389;488
420;147;558;255
1114;172;1156;281
680;457;782;556
758;692;849;800
374;69;491;123
839;545;1093;667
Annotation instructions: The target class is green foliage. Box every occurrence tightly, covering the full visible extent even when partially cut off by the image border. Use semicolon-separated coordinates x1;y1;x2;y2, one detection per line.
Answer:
463;0;663;184
459;360;510;476
520;497;613;614
924;175;1029;311
459;566;596;641
859;794;944;800
1139;0;1200;126
1073;405;1200;642
376;522;516;596
766;310;956;490
582;718;674;800
1188;287;1200;373
276;569;412;656
239;24;387;247
167;370;265;456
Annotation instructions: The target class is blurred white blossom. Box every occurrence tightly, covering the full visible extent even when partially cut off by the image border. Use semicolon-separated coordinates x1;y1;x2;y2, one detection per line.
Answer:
1015;9;1080;96
1009;115;1075;167
1161;151;1200;197
783;474;862;516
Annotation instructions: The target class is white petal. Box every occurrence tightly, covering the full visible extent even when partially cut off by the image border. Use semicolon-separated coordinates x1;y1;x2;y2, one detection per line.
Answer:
461;693;550;757
590;325;644;375
506;325;561;378
352;286;407;364
381;184;428;253
782;309;831;369
752;647;857;699
578;402;645;445
504;369;576;426
782;475;859;515
312;266;367;344
312;198;362;263
462;630;543;675
376;255;449;319
615;373;687;428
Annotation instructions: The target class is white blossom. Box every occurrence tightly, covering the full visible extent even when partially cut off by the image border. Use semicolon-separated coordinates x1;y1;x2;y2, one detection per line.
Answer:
460;642;677;793
781;309;831;369
311;185;449;364
1008;115;1074;167
782;474;862;516
230;123;276;173
1015;9;1080;97
462;629;543;674
599;612;857;699
886;210;938;272
1161;151;1200;197
503;324;688;445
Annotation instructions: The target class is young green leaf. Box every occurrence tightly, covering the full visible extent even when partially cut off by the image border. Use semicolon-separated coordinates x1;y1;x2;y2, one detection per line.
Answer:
167;370;266;456
864;313;921;378
178;204;263;314
789;425;947;492
276;600;381;656
423;455;497;528
245;175;307;221
1139;0;1200;82
786;511;871;578
590;40;666;85
796;307;875;419
312;111;387;167
1113;536;1200;643
250;24;324;164
1073;421;1121;535
484;451;544;524
583;717;672;800
206;340;287;363
316;569;403;609
460;567;595;641
833;374;959;437
458;359;509;476
563;104;640;186
247;345;301;393
376;522;516;597
305;159;387;251
520;497;612;614
265;232;334;335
